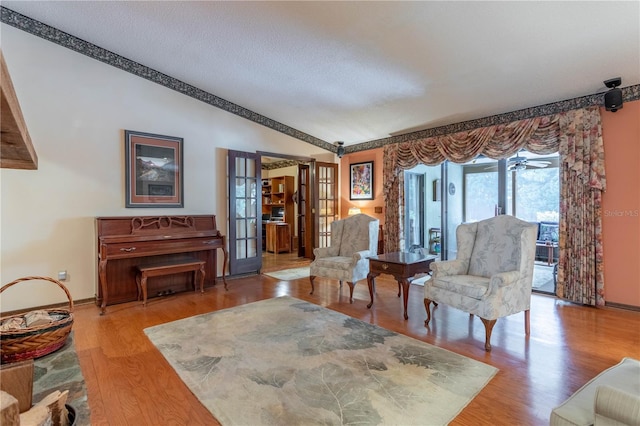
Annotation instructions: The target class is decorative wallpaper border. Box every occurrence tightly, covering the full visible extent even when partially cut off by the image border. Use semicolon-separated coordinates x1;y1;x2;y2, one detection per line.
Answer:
0;7;334;153
348;85;640;154
2;6;639;156
262;159;304;170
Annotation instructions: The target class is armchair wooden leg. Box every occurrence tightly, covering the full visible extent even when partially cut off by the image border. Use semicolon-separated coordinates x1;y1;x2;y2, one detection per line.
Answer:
347;281;355;304
309;276;316;295
424;298;433;325
480;318;497;352
524;309;530;335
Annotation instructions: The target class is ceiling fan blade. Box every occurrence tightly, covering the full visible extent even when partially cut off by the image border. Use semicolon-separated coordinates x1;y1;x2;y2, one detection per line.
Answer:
528;161;550;168
509;155;528;163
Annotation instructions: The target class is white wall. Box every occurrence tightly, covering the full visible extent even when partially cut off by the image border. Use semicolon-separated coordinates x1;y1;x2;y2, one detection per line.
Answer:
0;25;326;311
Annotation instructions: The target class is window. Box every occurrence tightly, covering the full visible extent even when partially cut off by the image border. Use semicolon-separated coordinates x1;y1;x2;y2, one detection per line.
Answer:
464;164;499;222
463;152;559;223
506;156;560;222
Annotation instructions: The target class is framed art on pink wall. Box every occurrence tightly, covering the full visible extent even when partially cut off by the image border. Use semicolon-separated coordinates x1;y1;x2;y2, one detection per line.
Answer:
124;130;183;208
349;161;374;200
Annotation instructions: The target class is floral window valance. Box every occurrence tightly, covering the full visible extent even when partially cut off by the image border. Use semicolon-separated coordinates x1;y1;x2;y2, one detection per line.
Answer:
383;106;605;196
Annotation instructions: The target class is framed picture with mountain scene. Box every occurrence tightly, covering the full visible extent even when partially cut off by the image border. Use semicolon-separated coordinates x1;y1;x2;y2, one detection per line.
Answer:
349;161;374;200
125;130;183;207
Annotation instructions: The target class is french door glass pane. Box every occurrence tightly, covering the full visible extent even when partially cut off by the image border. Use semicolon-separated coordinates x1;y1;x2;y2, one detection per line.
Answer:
236;240;246;259
247;220;256;238
247;236;257;258
405;172;424;248
319;217;329;247
465;170;498;222
236;219;246;238
235;157;245;175
510;167;560;222
236;178;246;197
235;199;245;218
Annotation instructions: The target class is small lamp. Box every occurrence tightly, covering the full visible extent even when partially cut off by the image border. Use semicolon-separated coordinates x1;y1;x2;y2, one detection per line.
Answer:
348;207;361;216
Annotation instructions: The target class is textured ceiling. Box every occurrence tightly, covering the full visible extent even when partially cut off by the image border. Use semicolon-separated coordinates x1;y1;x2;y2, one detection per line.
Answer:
2;1;639;150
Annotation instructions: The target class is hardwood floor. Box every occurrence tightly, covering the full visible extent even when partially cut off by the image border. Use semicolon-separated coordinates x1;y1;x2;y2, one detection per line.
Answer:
72;273;640;425
260;250;310;273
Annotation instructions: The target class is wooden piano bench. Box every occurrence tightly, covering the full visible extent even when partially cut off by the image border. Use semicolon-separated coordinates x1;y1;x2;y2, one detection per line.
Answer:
135;258;206;307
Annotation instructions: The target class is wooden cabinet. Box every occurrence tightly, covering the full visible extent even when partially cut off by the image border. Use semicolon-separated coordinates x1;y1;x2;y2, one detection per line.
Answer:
262;175;295;248
266;222;291;253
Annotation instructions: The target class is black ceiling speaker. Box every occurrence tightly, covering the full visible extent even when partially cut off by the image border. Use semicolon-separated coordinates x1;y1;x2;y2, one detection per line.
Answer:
603;77;623;112
335;141;345;158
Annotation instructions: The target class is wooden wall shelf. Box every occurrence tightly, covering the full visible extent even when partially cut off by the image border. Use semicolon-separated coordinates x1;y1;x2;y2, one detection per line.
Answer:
1;51;38;170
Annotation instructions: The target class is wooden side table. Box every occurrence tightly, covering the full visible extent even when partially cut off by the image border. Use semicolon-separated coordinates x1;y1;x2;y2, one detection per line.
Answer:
367;252;437;320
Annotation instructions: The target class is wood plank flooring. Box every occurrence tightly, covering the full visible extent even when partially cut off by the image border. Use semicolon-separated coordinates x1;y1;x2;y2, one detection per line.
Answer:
72;270;640;425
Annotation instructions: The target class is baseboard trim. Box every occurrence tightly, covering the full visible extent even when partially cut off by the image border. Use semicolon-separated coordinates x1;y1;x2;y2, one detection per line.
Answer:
2;297;96;317
604;301;640;312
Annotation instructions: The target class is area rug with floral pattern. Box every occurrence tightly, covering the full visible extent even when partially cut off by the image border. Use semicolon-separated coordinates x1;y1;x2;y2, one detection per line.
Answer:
144;296;497;425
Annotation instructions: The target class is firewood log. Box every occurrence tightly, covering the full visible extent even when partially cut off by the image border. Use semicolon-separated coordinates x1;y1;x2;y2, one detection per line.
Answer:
34;390;69;426
18;404;51;426
0;391;20;426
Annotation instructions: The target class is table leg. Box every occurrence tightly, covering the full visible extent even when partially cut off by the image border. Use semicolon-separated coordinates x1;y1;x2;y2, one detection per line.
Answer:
400;278;410;320
367;272;380;309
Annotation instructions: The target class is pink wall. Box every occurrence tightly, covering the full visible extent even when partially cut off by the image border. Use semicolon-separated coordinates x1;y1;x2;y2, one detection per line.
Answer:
340;99;640;307
339;149;385;225
600;100;640;307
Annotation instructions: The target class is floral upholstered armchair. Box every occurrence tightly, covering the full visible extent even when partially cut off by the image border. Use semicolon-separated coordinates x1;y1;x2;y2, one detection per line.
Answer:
310;213;379;303
424;214;538;351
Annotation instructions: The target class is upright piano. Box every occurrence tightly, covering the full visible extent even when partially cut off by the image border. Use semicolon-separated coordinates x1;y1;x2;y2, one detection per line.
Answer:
96;215;227;314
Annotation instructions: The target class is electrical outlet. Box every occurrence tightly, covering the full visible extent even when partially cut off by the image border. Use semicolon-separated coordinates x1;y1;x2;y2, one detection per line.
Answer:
58;270;67;281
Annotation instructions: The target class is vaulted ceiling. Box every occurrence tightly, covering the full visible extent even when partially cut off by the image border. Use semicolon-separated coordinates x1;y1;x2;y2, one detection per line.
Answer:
2;2;639;155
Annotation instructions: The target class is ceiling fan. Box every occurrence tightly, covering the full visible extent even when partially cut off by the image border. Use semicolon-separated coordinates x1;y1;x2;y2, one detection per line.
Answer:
485;155;551;171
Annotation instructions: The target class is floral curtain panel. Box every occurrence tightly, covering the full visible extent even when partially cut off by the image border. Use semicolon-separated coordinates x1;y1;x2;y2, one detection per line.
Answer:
383;106;605;306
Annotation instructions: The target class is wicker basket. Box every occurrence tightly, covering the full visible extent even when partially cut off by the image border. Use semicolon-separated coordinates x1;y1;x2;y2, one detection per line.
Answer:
0;276;74;364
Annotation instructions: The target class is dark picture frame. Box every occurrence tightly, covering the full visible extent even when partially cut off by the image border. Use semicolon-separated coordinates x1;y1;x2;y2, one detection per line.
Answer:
125;130;183;208
349;161;374;200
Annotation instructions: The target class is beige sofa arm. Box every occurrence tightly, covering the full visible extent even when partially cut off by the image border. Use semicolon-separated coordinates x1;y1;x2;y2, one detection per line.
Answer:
313;246;338;258
430;259;468;277
489;270;520;288
594;385;640;426
351;250;373;263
